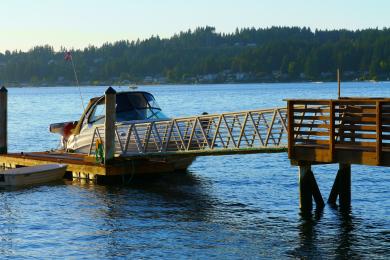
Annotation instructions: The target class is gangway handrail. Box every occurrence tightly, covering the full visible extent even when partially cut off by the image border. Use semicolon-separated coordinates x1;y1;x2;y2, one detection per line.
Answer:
88;107;288;156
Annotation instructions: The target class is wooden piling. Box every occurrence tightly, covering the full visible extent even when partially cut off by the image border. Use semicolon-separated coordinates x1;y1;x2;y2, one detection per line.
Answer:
299;164;313;211
0;86;7;154
298;164;325;211
338;163;351;209
104;87;116;164
328;163;351;208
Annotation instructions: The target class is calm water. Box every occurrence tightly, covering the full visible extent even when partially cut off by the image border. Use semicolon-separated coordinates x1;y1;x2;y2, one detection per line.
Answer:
1;82;389;259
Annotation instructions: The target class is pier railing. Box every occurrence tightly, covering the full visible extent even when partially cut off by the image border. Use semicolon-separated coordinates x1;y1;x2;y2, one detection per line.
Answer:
287;98;390;165
88;108;288;156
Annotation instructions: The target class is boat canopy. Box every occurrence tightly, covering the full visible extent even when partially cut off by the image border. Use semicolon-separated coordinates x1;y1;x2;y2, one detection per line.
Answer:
87;91;168;125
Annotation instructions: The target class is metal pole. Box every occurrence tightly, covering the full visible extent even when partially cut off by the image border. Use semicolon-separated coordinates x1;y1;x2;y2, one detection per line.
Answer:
70;57;85;111
337;69;341;99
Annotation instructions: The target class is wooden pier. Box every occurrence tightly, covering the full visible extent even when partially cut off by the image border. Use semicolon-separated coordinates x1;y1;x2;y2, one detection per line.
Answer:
287;98;390;211
1;85;387;212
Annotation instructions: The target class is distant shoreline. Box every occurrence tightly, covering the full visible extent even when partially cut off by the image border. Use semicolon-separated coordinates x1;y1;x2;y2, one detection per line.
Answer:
2;79;387;88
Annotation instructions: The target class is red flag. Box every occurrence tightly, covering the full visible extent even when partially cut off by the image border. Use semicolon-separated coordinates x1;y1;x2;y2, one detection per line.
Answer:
64;51;72;61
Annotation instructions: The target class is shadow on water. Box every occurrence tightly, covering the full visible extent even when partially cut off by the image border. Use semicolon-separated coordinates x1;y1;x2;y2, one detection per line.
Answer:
69;170;217;222
66;170;220;257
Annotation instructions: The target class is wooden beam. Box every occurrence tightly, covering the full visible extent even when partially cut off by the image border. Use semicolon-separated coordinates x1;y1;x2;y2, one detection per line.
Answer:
287;101;294;158
104;87;116;163
329;101;335;162
0;86;7;154
308;169;325;209
376;101;382;165
327;166;341;204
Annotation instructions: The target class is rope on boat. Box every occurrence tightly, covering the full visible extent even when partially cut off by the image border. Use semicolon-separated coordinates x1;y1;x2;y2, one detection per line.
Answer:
65;51;85;111
70;57;86;111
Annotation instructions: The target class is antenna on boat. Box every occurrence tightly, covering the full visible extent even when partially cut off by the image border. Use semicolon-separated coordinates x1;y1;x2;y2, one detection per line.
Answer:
65;51;85;110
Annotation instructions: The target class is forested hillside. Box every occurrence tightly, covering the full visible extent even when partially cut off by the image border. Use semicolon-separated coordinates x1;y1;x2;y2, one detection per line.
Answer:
0;26;389;85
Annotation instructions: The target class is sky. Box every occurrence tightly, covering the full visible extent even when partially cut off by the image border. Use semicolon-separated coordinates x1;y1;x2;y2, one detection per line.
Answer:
0;0;389;52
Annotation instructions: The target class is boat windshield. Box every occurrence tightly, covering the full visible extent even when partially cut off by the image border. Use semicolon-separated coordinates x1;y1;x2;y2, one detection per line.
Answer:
88;92;168;125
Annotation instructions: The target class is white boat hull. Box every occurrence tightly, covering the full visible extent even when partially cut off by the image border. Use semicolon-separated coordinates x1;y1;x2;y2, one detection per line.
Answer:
0;164;67;186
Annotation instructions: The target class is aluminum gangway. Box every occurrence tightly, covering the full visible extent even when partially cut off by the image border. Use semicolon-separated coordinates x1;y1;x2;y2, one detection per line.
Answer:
88;107;288;157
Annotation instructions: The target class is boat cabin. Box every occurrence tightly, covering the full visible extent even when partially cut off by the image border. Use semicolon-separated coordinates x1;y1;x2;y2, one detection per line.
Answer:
50;91;169;153
75;91;168;133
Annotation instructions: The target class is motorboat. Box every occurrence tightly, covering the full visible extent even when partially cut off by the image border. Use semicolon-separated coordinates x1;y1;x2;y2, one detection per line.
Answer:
0;164;67;186
52;91;169;153
49;91;196;172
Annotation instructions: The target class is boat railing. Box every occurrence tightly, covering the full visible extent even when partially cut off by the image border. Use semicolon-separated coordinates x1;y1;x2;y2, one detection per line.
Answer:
88;107;288;156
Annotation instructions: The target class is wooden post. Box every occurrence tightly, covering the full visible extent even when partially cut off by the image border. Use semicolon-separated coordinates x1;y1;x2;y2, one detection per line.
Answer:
104;87;116;164
0;86;7;154
376;101;382;165
338;163;351;209
299;164;313;212
329;100;335;162
287;101;294;159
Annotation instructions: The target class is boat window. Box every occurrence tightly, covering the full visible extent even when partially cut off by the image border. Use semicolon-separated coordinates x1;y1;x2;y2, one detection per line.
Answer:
85;92;169;125
117;93;148;111
89;102;105;124
144;93;161;109
145;108;167;119
115;92;168;121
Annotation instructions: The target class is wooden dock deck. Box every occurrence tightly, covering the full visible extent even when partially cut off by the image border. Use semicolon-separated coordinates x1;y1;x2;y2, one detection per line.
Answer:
287;97;390;211
0;152;104;180
287;98;390;166
0;146;287;181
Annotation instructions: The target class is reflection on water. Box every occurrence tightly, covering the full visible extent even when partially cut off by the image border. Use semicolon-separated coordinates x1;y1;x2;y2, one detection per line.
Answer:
334;209;359;259
71;171;216;223
291;208;359;259
0;83;389;258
